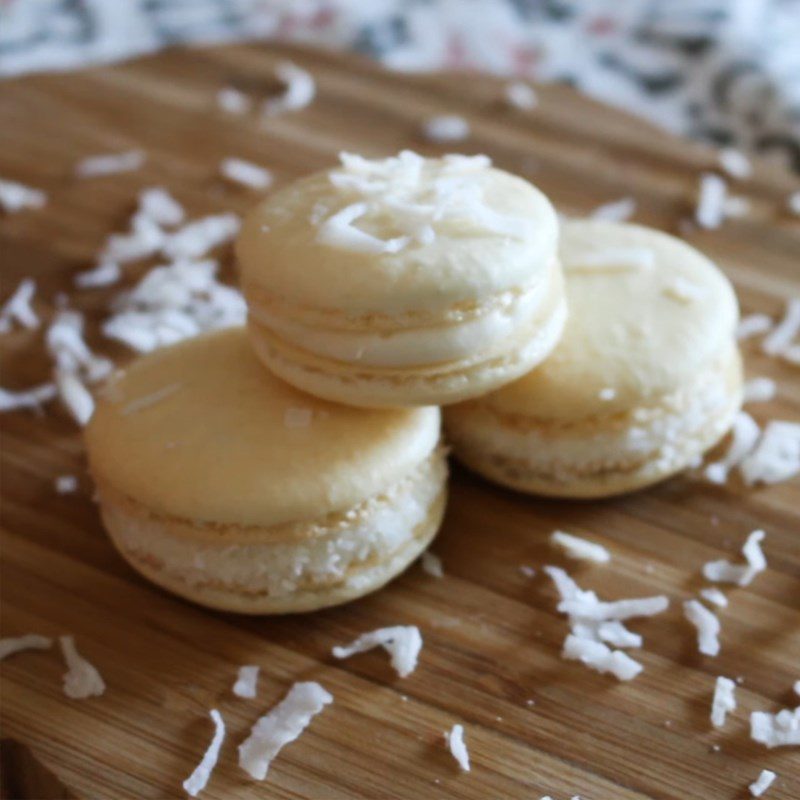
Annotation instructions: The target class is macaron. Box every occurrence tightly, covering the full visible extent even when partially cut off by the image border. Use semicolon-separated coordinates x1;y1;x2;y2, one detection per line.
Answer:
445;220;743;498
85;328;447;614
237;150;565;408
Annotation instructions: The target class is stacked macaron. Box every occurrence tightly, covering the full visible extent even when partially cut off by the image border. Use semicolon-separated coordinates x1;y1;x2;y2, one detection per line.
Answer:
85;151;743;614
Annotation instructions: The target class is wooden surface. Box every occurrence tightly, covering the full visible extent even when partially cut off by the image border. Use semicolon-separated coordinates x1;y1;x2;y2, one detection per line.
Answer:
1;43;799;800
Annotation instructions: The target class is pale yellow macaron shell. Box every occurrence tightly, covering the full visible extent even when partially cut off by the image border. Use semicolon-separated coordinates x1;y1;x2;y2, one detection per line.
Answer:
483;220;739;421
86;328;440;528
237;159;558;316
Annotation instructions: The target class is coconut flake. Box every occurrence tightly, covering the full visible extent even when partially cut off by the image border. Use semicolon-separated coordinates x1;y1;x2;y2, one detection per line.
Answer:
762;299;800;355
737;314;773;341
139;187;184;227
220;158;273;191
217;87;251;114
183;709;226;797
59;635;105;699
749;769;777;797
751;707;800;748
743;377;777;404
55;474;78;494
316;202;409;254
562;634;643;681
519;565;536;578
262;61;315;117
718;148;752;180
700;588;728;608
560;595;669;622
0;634;52;660
504;81;538;110
421;115;470;143
74;261;122;289
794;681;800;697
571;620;643;649
704;411;760;484
283;407;312;429
696;173;728;229
0;382;57;413
233;666;260;699
740;421;800;485
704;530;767;587
589;197;636;223
662;277;705;304
162;213;241;261
445;724;470;771
47;310;113;383
102;212;167;263
0;178;47;213
788;191;800;216
421;550;444;578
55;371;94;425
567;247;655;272
683;600;720;656
711;676;737;727
75;150;145;178
332;626;422;678
0;279;39;333
238;682;332;780
550;530;610;564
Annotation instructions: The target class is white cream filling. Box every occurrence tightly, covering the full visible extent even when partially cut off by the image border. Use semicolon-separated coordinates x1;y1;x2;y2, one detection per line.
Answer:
250;283;546;368
449;364;737;479
106;456;443;596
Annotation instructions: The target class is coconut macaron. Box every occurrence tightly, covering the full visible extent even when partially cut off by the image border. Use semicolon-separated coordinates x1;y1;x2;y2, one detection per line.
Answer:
85;328;447;614
445;220;743;498
237;151;565;408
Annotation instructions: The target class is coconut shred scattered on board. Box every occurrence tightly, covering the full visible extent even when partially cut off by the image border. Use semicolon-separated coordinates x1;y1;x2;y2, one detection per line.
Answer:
75;150;145;178
183;709;226;797
589;197;636;223
0;177;47;213
421;115;471;143
233;665;260;699
262;61;315;117
421;550;444;577
445;724;470;771
59;635;105;699
711;676;737;727
751;706;800;748
220;158;273;191
550;530;611;563
749;769;777;797
0;634;52;660
683;600;721;656
504;81;538;110
332;626;422;678
0;279;39;333
704;529;767;586
238;682;332;781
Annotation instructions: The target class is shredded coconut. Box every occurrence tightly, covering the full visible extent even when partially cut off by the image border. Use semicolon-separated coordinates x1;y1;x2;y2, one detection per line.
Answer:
55;370;94;425
560;595;669;622
238;681;332;780
162;213;241;261
749;769;777;797
567;247;654;272
519;565;536;578
262;61;315;116
55;474;78;494
683;600;720;657
75;150;145;178
332;626;422;678
700;588;728;608
102;211;167;263
743;377;777;404
233;665;260;699
0;178;46;213
504;81;538;110
74;261;122;289
0;382;57;413
711;676;736;727
740;421;800;485
139;187;184;227
183;709;226;797
704;529;767;587
662;277;705;303
788;191;800;216
0;279;38;333
421;550;444;578
704;411;760;484
751;708;800;748
718;148;752;180
47;310;113;383
220;158;273;191
762;299;800;361
550;530;610;564
217;87;251;114
316;201;409;254
445;724;470;771
0;634;52;660
737;314;773;341
422;114;470;142
589;197;636;223
59;635;105;699
283;407;312;429
696;173;728;229
795;681;800;697
562;634;643;681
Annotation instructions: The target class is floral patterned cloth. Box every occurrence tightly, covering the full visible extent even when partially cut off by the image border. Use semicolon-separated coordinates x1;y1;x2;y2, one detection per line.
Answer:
2;0;798;169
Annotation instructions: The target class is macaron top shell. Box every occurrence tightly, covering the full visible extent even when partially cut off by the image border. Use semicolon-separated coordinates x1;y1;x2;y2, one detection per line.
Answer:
86;329;440;527
483;220;739;421
237;152;558;316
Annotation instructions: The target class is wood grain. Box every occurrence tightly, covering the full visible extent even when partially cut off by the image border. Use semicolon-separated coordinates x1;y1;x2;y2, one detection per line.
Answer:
1;43;799;800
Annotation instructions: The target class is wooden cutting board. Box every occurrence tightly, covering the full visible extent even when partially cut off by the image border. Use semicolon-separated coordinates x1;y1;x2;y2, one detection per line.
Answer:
1;43;798;800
